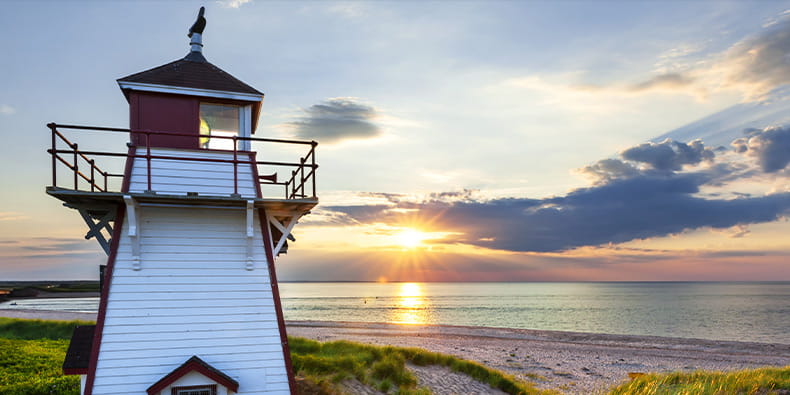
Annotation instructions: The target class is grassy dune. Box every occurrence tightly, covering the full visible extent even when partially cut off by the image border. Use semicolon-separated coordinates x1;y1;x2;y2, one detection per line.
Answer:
607;367;790;395
289;336;555;394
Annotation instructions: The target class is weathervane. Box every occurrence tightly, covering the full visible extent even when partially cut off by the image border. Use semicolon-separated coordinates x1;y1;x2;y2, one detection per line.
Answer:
187;6;207;59
188;6;206;38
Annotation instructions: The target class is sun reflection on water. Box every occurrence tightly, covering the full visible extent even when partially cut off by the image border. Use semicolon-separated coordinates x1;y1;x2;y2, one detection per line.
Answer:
390;282;430;325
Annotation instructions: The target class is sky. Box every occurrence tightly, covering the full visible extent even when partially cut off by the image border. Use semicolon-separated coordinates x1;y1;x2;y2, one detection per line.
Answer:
0;0;789;281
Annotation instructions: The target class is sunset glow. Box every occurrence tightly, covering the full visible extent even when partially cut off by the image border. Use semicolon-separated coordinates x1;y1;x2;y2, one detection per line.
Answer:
391;282;429;325
395;229;430;249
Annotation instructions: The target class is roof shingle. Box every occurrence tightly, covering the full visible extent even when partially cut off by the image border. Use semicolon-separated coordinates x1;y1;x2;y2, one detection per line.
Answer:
117;55;263;96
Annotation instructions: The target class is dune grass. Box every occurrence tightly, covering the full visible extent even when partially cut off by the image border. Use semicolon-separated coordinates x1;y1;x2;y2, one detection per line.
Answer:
607;366;790;395
289;336;557;395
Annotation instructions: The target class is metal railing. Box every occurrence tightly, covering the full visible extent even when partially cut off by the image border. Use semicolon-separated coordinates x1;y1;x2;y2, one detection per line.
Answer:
47;123;318;199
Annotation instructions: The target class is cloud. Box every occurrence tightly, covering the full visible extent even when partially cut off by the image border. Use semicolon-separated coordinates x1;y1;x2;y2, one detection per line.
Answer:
0;212;28;221
287;98;382;143
320;132;790;254
621;139;716;171
216;0;252;8
577;159;640;184
626;73;697;93
326;176;790;253
579;13;790;101
732;125;790;172
720;15;790;100
0;105;15;115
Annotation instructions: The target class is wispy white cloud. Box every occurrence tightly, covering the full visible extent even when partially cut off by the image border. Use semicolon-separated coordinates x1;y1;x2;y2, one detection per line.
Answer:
0;212;27;221
216;0;251;9
0;105;16;115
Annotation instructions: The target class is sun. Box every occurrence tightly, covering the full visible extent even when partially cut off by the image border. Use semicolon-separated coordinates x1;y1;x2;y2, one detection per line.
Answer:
395;229;429;249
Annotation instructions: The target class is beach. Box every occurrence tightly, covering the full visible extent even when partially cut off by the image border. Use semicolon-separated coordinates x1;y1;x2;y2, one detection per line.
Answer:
2;309;788;394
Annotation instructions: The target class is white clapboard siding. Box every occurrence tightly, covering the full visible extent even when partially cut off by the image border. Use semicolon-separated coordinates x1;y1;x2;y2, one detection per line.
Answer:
91;206;289;395
127;148;258;198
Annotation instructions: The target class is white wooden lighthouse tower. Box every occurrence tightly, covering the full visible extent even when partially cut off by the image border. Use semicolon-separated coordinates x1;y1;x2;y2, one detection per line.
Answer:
50;8;317;395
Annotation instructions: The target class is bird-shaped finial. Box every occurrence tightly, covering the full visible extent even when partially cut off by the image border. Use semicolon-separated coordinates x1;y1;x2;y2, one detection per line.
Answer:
188;7;206;38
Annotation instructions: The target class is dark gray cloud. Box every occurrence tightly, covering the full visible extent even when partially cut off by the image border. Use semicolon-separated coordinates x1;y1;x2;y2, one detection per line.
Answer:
288;98;381;143
732;126;790;172
327;174;790;253
621;139;715;171
578;158;640;183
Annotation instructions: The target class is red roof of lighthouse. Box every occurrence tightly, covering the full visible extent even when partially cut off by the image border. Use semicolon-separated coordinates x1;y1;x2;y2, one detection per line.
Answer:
117;56;263;96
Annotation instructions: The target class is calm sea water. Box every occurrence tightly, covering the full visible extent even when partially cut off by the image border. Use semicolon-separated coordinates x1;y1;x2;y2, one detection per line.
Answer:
2;282;788;344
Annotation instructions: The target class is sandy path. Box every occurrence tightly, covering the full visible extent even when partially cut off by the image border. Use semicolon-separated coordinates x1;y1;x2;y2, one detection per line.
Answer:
1;310;787;394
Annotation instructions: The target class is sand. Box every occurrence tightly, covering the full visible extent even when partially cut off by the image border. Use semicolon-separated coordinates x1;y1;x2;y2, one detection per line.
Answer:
2;310;787;394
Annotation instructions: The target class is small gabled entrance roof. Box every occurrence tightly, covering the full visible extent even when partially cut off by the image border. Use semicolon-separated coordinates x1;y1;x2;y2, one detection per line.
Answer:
62;325;95;375
146;356;239;395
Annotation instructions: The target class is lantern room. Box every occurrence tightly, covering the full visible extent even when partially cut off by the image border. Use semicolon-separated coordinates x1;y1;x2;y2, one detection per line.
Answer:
117;43;264;151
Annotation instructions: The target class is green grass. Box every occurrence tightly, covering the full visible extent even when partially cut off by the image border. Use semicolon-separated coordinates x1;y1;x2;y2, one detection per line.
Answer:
0;317;93;340
606;366;790;395
0;318;89;395
0;338;80;394
289;336;556;395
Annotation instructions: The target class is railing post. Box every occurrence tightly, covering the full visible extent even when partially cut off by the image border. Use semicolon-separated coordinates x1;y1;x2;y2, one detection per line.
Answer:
233;136;238;196
73;143;79;190
145;133;152;192
299;157;305;198
311;142;317;198
291;170;297;199
49;123;57;187
104;171;108;192
90;159;95;192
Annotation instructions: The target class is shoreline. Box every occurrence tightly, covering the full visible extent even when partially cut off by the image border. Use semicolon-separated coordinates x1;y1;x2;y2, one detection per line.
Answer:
2;310;788;393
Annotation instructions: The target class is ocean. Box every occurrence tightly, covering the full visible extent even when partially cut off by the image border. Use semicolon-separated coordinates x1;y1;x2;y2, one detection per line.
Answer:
2;282;788;344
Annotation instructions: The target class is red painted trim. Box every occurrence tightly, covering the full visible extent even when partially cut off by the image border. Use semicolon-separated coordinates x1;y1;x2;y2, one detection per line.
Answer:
249;152;262;199
63;368;88;375
83;205;125;395
258;207;296;394
147;359;238;394
120;146;136;193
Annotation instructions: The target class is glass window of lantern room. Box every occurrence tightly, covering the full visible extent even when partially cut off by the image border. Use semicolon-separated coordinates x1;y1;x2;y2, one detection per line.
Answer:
199;103;251;151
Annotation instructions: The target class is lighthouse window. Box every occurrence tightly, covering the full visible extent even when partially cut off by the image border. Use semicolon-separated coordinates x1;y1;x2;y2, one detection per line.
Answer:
171;384;217;395
199;103;240;151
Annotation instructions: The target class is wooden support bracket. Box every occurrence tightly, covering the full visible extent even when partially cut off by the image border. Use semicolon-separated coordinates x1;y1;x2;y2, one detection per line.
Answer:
267;212;300;258
77;208;115;255
245;200;254;271
123;195;141;271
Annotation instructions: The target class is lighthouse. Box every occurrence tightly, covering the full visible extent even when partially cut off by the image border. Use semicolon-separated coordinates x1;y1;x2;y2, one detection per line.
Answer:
51;8;317;395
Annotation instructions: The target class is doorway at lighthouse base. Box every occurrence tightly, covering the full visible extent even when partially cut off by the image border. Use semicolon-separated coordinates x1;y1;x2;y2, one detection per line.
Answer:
90;204;290;395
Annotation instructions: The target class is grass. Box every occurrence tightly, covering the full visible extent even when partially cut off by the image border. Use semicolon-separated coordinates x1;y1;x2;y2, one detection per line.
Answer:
289;336;556;394
0;335;80;394
0;317;93;340
607;366;790;395
0;318;90;395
